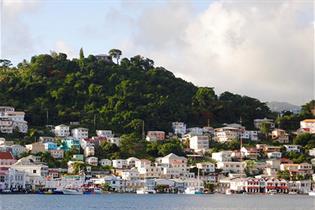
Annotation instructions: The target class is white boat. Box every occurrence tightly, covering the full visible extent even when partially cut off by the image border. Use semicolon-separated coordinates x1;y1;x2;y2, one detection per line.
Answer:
94;188;103;194
288;191;297;195
136;188;156;194
184;187;203;195
308;191;315;196
225;189;232;195
62;188;83;195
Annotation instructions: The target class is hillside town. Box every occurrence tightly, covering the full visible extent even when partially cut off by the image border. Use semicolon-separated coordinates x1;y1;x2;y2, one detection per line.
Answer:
0;106;315;195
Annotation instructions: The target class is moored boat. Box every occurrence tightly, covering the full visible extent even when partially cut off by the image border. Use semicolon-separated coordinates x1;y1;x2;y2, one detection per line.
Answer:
308;191;315;196
62;188;83;195
136;188;156;194
184;187;204;195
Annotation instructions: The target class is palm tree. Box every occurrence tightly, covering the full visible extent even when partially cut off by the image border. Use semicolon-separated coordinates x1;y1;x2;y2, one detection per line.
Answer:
108;49;122;64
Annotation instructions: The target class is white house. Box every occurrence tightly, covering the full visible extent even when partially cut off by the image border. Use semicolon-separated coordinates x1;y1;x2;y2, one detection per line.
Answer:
187;127;203;136
72;127;88;140
189;135;209;152
254;118;275;129
212;151;232;162
300;119;315;134
99;159;112;167
146;131;165;142
135;159;151;169
284;145;301;153
138;165;162;178
214;127;240;142
109;137;120;146
0;168;26;191
96;130;114;138
112;159;128;169
271;129;289;144
0;107;28;133
54;124;70;137
121;168;140;180
84;146;95;157
86;157;98;166
288;180;312;194
267;152;282;159
126;157;140;168
196;162;215;173
10;144;26;157
156;153;188;178
172;122;186;136
309;148;315;157
216;161;245;174
241;131;258;141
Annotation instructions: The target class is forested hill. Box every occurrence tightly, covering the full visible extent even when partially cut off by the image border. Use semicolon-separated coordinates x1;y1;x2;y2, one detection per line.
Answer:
0;50;272;134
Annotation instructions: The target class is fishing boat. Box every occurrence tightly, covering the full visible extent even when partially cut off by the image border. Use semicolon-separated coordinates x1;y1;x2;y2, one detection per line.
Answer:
62;188;83;195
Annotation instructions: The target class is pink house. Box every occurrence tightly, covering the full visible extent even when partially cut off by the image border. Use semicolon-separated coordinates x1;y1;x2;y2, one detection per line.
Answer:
146;131;165;142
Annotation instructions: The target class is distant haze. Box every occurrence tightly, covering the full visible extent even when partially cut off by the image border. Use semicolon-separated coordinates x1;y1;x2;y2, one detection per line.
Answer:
1;0;314;105
267;101;301;113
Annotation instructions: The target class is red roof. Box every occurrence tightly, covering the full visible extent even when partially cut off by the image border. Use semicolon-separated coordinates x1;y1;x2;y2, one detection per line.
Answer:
0;152;15;160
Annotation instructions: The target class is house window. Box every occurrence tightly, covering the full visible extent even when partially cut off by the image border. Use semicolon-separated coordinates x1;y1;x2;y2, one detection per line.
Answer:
33;170;37;173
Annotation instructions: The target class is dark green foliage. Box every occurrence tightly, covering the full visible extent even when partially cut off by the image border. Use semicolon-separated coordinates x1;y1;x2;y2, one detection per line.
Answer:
0;52;272;135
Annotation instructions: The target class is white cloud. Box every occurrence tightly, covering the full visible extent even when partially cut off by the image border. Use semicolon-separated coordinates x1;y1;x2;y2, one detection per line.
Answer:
1;0;41;59
54;40;77;59
126;0;314;105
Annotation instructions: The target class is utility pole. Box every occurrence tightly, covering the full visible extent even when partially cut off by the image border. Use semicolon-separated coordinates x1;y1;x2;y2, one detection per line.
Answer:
46;109;49;125
239;116;244;176
93;114;96;130
141;120;145;140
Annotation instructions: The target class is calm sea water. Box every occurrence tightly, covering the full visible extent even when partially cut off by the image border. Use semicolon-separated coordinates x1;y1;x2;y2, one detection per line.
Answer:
0;194;314;210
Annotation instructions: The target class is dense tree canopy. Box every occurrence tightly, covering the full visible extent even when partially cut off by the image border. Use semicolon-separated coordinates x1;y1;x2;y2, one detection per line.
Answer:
0;50;273;135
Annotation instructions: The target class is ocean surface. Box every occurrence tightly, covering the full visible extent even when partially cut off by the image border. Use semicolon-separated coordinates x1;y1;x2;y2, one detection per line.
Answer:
0;194;314;210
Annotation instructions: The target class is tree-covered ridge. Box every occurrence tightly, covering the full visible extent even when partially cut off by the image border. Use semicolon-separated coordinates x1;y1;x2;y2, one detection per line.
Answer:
0;50;272;134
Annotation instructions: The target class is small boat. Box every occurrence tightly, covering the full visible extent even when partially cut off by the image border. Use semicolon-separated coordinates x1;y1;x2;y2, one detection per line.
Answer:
136;188;156;194
308;191;315;196
184;187;204;195
225;189;232;195
288;191;297;195
62;188;83;195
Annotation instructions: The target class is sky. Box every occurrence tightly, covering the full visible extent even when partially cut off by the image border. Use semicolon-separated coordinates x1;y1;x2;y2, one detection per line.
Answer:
1;0;314;105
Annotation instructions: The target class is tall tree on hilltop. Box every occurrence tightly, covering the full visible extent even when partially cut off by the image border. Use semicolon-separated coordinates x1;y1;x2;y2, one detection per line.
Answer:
108;49;122;64
79;48;84;60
